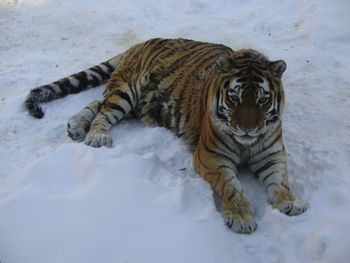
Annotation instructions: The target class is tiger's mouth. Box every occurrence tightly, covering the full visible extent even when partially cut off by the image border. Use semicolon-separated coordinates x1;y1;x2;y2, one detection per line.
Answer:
230;125;267;145
233;134;259;145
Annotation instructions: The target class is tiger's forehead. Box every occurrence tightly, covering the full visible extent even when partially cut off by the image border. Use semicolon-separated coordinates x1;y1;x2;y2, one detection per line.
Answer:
229;77;270;92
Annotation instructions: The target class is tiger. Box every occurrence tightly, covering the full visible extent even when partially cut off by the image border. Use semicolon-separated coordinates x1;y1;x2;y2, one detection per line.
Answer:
24;38;308;234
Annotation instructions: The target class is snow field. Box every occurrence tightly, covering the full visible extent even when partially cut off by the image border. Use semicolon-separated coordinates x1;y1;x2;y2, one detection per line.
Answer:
1;0;350;262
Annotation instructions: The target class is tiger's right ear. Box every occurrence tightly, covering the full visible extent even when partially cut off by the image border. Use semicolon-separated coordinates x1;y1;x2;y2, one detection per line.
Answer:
216;56;234;73
269;60;287;78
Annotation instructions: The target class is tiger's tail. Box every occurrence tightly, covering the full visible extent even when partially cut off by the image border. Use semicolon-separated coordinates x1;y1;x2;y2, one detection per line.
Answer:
24;54;123;118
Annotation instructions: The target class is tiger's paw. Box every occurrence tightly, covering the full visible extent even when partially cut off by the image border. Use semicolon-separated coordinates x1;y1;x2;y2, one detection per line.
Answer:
85;131;113;148
222;199;257;234
268;187;308;216
273;199;308;216
67;117;89;142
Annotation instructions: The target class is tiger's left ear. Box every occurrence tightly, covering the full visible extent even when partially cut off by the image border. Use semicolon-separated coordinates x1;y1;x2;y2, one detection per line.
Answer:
269;60;287;78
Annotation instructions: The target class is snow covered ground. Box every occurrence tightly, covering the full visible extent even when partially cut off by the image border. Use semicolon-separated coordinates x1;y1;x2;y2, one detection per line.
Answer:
1;0;350;262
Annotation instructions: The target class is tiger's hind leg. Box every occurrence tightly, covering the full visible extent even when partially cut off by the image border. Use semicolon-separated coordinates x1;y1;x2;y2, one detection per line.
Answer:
67;101;101;142
85;81;135;148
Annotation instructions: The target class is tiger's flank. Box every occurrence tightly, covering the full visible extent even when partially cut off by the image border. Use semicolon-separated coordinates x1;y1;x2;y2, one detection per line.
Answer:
25;38;308;234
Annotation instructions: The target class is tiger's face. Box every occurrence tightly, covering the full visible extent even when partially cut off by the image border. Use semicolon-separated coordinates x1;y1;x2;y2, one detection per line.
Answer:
226;77;278;145
214;52;286;145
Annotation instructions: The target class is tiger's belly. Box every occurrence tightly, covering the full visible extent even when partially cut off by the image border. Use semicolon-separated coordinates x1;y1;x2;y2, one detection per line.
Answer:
136;89;187;137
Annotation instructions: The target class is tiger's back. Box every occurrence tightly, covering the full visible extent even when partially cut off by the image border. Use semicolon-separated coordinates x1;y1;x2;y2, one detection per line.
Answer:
105;38;232;147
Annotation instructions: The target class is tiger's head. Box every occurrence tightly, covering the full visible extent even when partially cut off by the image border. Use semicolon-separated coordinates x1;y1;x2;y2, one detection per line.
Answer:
212;50;286;145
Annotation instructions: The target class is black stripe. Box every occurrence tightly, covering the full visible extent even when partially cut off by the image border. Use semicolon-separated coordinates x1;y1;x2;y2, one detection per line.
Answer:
142;39;177;65
249;149;283;166
111;111;121;122
206;130;239;166
216;111;228;122
281;182;290;191
262;171;277;183
131;79;140;105
210;125;239;157
285;205;294;215
129;85;137;103
162;52;201;81
216;164;236;174
267;182;278;188
226;189;237;201
207;132;222;151
67;77;80;87
89;66;110;80
202;76;216;109
85;106;96;116
197;150;211;170
57;80;70;95
252;75;264;82
234;63;250;70
201;136;235;165
106;102;126;115
221;180;229;197
212;173;221;189
237;77;249;83
215;88;229;123
162;72;184;95
46;85;61;97
161;42;210;64
254;129;282;156
46;85;64;100
175;113;182;134
101;62;115;73
100;112;114;126
276;90;281;114
113;90;134;108
70;71;89;91
254;160;282;176
88;74;100;87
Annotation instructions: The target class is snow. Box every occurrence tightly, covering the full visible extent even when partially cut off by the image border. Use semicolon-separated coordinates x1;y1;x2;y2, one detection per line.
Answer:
1;0;350;262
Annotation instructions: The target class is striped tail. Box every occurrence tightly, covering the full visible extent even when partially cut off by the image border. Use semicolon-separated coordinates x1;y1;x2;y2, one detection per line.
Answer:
25;54;123;118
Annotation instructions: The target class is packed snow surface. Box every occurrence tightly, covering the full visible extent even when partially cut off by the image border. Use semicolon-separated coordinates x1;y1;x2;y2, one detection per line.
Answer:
1;0;350;262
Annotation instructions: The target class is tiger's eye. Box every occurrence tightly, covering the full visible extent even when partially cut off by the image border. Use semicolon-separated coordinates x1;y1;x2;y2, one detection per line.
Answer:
258;97;269;105
231;95;240;104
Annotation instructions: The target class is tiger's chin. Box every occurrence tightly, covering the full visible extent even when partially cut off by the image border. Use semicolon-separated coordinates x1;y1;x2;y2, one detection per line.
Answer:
234;135;259;145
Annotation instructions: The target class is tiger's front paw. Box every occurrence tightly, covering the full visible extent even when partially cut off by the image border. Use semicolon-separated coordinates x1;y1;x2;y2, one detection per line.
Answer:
85;131;113;148
222;198;257;234
67;118;89;142
268;188;308;216
273;199;308;216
